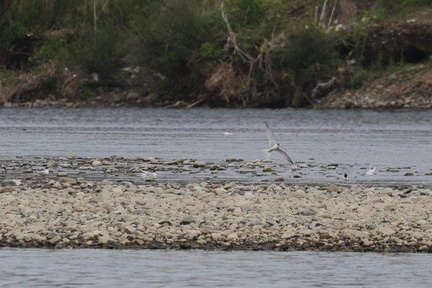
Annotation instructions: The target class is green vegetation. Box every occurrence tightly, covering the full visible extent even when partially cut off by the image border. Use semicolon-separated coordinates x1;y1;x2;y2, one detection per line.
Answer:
0;0;431;107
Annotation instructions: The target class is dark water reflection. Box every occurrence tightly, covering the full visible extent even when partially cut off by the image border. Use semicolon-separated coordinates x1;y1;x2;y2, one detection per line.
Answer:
0;249;431;287
0;107;431;185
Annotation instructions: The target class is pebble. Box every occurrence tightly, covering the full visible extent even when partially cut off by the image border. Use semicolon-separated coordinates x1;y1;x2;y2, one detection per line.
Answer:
226;158;243;163
327;184;339;193
262;166;274;172
193;161;206;168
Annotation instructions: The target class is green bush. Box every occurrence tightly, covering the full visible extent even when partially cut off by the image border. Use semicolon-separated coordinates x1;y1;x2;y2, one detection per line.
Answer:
130;0;224;78
200;42;225;59
69;25;125;84
228;0;266;29
276;26;340;82
270;26;341;106
30;36;66;64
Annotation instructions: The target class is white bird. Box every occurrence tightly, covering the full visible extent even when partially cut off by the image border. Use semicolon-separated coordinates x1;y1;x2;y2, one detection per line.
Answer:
91;72;99;82
38;166;49;176
223;132;233;136
366;164;376;175
139;170;157;179
263;122;295;165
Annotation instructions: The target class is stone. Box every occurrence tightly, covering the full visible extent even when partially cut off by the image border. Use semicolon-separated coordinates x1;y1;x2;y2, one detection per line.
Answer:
185;230;201;239
49;236;62;244
377;227;395;237
226;233;238;241
2;179;21;187
224;182;237;189
263;166;274;172
58;177;77;185
226;158;244;163
291;190;306;198
211;233;222;241
98;235;113;244
126;92;139;102
46;232;58;239
0;187;16;193
327;184;339;193
193;161;206;168
299;208;317;216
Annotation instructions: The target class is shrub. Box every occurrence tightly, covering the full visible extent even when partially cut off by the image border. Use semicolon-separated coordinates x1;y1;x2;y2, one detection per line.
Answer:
30;36;67;64
69;25;125;84
272;25;341;105
130;0;224;79
200;42;225;59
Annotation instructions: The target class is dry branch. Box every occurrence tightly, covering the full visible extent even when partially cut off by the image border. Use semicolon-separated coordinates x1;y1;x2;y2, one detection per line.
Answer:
220;0;254;63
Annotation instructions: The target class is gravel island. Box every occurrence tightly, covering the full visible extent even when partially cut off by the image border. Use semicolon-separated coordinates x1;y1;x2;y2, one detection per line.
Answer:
1;169;431;252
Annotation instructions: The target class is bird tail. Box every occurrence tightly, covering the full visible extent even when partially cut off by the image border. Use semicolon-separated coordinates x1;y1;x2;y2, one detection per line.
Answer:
262;149;271;158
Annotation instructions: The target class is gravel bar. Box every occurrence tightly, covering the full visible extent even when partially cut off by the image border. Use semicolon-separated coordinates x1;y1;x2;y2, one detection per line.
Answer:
1;173;432;252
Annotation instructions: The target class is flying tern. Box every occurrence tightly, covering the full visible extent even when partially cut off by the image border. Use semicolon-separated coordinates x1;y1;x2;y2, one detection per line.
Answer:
263;122;295;166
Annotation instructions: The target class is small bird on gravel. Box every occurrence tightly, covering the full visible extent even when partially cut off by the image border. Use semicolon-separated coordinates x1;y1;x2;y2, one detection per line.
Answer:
263;122;297;169
139;170;157;179
41;166;49;175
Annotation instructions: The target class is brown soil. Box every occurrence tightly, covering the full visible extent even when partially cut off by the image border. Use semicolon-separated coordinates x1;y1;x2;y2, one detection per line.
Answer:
319;64;432;109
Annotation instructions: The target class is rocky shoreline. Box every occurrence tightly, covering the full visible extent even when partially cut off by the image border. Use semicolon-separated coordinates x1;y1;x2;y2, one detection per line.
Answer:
1;165;432;252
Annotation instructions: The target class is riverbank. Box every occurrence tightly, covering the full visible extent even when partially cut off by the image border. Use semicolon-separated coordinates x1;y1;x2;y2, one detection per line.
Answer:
1;1;431;109
1;61;431;110
1;165;431;252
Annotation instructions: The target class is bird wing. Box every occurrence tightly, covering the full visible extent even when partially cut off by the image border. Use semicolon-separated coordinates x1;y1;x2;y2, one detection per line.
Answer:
265;122;276;147
274;148;294;164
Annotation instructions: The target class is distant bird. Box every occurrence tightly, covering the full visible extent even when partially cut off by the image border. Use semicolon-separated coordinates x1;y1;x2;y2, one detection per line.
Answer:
139;170;157;179
223;132;233;136
40;166;49;176
334;172;348;180
91;72;99;82
263;122;296;167
366;164;376;175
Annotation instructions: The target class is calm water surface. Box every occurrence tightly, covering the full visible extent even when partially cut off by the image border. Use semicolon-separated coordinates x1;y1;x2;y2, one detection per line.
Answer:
0;249;431;287
0;107;431;185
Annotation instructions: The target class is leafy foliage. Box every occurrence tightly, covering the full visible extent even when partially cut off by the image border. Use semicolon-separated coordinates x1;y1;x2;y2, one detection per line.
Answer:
69;25;125;83
0;0;430;106
130;0;224;78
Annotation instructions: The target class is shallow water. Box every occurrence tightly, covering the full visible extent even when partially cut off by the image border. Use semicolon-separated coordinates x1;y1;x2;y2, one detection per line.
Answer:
0;249;431;287
0;107;431;186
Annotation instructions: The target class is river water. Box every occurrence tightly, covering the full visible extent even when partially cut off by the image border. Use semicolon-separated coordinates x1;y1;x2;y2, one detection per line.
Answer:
0;107;431;287
1;249;432;287
0;107;431;186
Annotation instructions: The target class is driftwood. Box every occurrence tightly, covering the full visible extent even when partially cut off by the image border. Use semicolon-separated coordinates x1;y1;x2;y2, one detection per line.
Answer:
220;0;253;63
187;98;204;108
164;101;189;109
311;77;337;101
